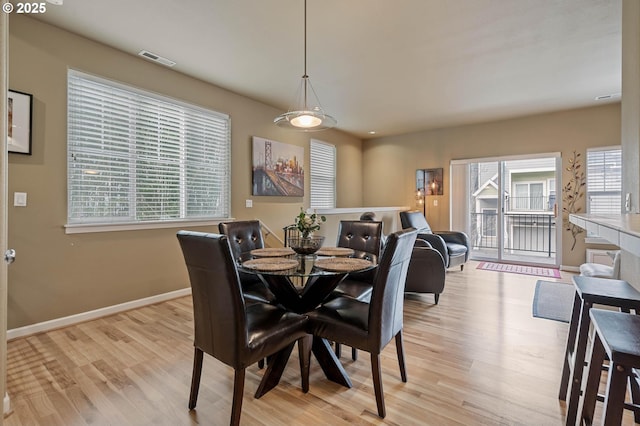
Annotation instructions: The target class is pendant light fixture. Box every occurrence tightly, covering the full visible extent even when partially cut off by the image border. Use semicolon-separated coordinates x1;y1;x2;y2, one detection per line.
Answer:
274;0;337;131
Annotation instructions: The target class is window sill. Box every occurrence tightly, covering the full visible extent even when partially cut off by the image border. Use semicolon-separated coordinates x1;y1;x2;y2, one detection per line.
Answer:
64;218;231;234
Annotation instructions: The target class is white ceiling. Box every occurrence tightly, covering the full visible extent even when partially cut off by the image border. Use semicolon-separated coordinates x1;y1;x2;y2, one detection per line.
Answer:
31;0;621;139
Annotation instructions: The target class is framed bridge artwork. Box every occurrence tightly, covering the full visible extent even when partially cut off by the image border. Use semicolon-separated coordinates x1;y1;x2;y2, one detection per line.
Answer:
252;136;304;196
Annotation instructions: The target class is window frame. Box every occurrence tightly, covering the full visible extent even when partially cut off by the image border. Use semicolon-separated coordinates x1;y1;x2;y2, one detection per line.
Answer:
65;70;231;234
586;146;622;215
585;146;622;242
512;181;545;211
309;139;336;209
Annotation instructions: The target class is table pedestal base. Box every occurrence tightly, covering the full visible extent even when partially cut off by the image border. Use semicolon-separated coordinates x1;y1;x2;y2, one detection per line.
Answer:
254;336;351;399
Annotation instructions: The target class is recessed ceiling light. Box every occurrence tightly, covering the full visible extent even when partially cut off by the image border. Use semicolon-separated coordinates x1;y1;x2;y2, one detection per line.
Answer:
368;131;376;135
595;93;621;101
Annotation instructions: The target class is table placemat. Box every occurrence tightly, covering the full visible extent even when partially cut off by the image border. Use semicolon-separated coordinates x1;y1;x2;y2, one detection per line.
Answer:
250;247;295;257
242;258;299;271
314;257;372;272
316;247;355;257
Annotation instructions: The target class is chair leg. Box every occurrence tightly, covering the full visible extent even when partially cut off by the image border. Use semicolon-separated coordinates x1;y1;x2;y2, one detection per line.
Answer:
352;347;358;361
434;293;440;305
629;369;640;423
188;347;204;410
460;264;464;271
231;368;245;426
602;362;629;425
298;335;312;393
371;353;386;418
581;333;606;425
260;354;273;368
335;342;342;358
395;331;407;383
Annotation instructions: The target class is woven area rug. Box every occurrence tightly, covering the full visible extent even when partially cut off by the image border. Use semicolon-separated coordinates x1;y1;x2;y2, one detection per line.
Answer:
532;280;574;323
477;261;561;278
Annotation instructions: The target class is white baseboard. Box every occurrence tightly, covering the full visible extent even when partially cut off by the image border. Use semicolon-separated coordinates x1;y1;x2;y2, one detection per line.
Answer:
3;392;10;416
7;287;191;341
561;265;580;273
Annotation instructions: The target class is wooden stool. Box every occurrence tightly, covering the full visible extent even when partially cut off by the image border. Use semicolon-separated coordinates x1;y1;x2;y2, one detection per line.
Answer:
558;276;640;426
580;309;640;425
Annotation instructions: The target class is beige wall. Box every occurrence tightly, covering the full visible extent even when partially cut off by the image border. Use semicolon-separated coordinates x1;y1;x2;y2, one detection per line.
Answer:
362;103;622;268
7;16;363;329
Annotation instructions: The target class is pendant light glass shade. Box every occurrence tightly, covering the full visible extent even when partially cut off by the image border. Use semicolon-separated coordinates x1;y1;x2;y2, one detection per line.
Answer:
274;75;337;131
274;0;336;131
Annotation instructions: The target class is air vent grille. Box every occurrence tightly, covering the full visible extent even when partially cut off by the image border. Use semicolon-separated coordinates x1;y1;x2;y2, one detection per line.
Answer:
138;50;176;67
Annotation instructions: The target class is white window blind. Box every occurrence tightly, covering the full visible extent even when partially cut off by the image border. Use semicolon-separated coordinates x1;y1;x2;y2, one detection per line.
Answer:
67;70;230;227
587;147;621;215
310;139;336;208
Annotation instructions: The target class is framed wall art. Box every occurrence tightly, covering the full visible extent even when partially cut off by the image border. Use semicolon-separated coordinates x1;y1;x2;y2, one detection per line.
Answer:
416;167;444;196
7;90;33;155
252;136;304;196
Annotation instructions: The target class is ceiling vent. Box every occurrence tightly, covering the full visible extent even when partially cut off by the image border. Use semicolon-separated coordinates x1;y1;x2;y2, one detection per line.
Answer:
138;50;176;67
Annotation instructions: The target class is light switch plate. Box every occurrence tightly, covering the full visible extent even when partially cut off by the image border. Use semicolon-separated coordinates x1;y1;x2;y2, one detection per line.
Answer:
245;199;253;208
14;192;27;207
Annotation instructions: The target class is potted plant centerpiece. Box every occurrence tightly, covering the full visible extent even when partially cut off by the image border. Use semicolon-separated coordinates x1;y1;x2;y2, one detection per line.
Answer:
290;208;326;255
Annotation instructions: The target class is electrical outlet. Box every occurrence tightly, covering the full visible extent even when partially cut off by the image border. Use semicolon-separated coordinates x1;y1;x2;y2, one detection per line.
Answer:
245;199;253;208
433;199;438;207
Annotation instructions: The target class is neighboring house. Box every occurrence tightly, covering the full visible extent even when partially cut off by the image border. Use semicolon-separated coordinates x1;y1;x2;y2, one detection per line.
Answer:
471;160;556;259
472;173;500;249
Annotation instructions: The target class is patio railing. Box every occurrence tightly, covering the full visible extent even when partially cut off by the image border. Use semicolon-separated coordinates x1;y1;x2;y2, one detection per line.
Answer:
471;212;556;257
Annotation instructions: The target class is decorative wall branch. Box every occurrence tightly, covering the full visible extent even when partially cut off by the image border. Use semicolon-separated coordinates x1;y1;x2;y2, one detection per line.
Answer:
562;151;586;250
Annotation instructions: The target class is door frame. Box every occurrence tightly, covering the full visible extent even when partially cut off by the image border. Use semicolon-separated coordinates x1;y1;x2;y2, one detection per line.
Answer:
1;12;10;420
451;152;562;268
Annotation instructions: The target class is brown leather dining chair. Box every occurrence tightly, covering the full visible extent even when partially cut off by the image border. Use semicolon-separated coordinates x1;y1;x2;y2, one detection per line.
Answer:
177;230;310;426
219;220;277;304
307;228;418;418
331;219;384;301
330;219;384;360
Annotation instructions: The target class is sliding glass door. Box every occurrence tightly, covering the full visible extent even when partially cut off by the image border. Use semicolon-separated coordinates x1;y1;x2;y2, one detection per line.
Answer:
451;153;560;266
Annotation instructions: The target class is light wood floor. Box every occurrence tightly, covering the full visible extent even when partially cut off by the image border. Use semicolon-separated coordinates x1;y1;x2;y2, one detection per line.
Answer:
4;261;637;425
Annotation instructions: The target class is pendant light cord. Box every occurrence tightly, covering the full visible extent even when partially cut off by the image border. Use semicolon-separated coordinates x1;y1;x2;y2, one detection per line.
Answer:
273;0;336;129
303;0;308;107
303;0;307;78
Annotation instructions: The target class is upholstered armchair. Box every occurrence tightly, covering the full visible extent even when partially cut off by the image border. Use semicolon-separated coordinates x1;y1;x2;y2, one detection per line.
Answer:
405;238;446;304
399;210;470;270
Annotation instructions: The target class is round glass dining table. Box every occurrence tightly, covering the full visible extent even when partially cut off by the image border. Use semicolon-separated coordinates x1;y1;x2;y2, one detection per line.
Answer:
238;249;377;314
237;248;377;398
